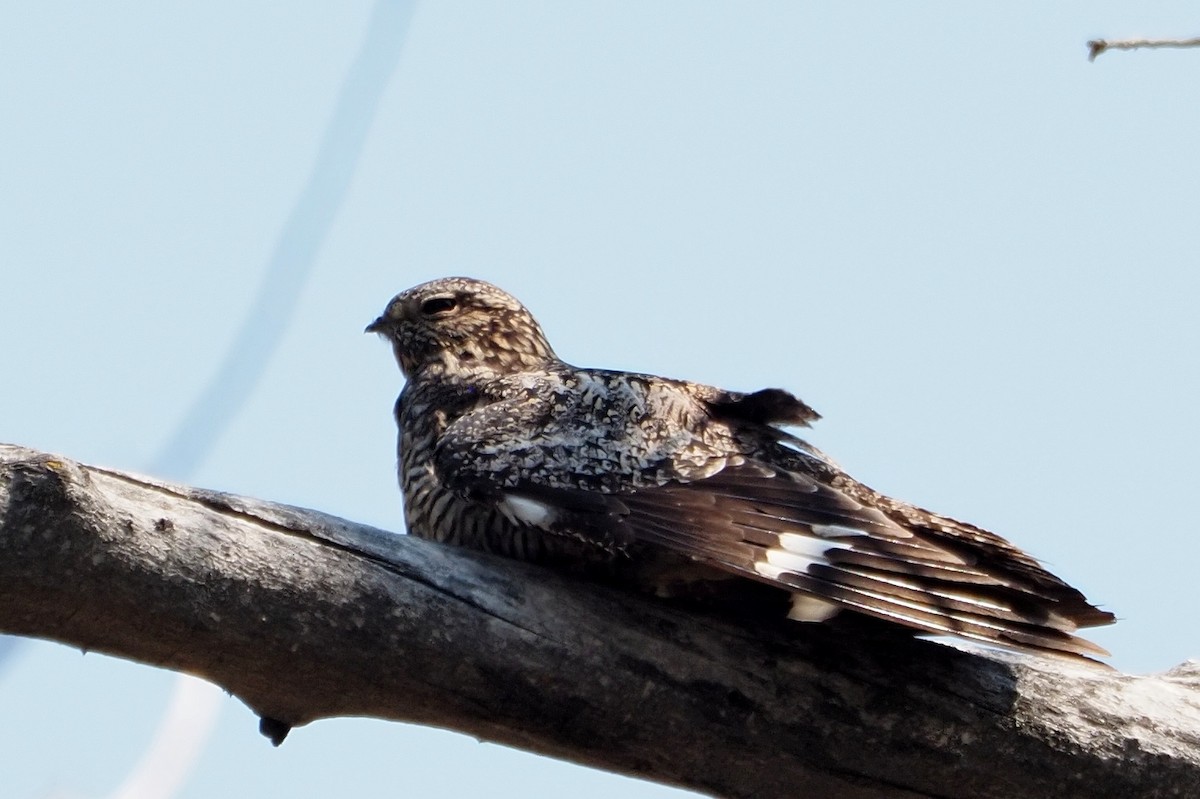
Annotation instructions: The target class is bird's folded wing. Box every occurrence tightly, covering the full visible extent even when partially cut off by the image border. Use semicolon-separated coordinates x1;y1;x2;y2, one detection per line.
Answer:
436;392;1113;659
624;465;1112;655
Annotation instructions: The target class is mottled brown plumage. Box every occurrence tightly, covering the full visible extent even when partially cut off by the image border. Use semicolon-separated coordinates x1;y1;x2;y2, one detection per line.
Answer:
368;277;1115;660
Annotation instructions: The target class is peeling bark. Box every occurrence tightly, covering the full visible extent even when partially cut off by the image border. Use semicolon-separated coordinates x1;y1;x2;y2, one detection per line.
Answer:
1;444;1198;798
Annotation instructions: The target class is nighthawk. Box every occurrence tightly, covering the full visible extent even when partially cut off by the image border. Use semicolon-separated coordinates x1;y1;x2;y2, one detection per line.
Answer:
368;277;1114;659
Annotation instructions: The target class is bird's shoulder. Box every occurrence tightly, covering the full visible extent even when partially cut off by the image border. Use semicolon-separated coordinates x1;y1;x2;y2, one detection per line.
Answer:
467;365;819;436
424;365;829;497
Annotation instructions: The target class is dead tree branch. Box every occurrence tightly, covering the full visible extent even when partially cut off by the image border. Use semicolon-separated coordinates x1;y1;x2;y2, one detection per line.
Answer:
1;443;1198;799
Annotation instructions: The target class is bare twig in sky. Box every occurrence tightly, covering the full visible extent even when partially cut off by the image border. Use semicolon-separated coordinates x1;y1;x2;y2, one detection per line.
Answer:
1088;37;1200;62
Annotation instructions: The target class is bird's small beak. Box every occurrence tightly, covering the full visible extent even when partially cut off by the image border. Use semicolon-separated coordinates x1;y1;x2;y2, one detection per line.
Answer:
365;316;387;334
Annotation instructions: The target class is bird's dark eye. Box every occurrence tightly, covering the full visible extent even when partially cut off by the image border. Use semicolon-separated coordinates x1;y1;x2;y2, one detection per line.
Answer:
420;296;458;316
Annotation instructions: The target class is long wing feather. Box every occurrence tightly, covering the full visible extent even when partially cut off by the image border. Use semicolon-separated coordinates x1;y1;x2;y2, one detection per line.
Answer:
615;465;1113;658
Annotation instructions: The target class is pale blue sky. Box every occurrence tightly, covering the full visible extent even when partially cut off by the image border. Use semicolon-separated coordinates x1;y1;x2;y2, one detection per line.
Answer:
2;3;1199;798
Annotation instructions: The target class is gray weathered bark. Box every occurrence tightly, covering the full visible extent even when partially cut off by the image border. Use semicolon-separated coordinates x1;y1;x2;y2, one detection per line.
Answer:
1;443;1198;798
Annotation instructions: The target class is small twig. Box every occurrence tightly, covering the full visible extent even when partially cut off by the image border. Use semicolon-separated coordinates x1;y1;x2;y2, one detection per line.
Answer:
1088;37;1200;62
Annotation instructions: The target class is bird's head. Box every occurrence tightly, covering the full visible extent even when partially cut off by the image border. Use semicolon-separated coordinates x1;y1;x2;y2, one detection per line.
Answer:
367;277;558;380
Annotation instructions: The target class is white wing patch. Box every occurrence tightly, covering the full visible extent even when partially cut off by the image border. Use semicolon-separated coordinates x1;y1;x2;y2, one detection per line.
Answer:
787;593;840;622
811;523;893;539
499;493;557;528
753;532;858;581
